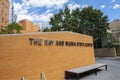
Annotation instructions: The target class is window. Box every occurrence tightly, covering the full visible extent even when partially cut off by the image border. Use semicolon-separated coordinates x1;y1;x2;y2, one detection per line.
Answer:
2;18;4;23
5;13;7;16
2;2;4;8
6;0;9;2
5;20;7;24
1;10;4;15
6;0;9;3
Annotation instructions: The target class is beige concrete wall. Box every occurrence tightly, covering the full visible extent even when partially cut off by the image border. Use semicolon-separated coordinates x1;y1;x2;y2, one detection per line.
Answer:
114;46;120;56
0;31;95;80
95;48;117;57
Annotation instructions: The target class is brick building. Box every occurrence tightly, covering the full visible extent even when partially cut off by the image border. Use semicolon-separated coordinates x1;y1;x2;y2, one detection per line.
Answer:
19;19;39;33
0;0;10;29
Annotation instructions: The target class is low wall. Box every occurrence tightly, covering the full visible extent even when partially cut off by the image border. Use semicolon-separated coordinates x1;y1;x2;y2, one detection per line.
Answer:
115;46;120;56
0;32;95;80
95;48;117;57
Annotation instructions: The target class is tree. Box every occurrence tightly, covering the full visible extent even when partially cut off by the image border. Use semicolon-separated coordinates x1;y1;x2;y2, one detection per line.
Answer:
50;9;64;31
80;6;109;41
71;8;81;32
0;22;23;34
50;6;80;32
7;22;23;33
62;6;72;31
49;6;109;41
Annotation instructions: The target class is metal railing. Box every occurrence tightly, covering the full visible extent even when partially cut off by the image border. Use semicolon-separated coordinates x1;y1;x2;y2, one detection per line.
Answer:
40;72;47;80
21;72;46;80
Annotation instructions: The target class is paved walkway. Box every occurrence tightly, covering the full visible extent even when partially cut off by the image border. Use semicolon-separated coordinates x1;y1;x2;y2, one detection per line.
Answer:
79;57;120;80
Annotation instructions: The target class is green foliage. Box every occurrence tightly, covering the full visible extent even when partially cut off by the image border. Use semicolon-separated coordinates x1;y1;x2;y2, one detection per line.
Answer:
49;6;109;41
0;22;23;34
50;9;64;31
80;7;109;41
104;42;113;48
104;33;120;48
43;27;51;32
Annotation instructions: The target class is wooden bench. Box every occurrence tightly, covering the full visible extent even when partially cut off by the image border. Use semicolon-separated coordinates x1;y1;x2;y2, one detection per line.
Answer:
65;63;107;80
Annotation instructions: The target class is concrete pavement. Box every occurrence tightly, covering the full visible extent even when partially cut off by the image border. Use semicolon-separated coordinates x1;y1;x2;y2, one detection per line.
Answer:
80;57;120;80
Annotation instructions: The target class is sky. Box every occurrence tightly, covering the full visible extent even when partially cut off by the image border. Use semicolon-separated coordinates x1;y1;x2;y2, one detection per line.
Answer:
12;0;120;28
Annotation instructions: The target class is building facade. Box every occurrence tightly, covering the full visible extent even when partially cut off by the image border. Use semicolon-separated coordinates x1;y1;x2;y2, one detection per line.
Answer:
19;19;39;33
109;19;120;45
0;0;10;29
